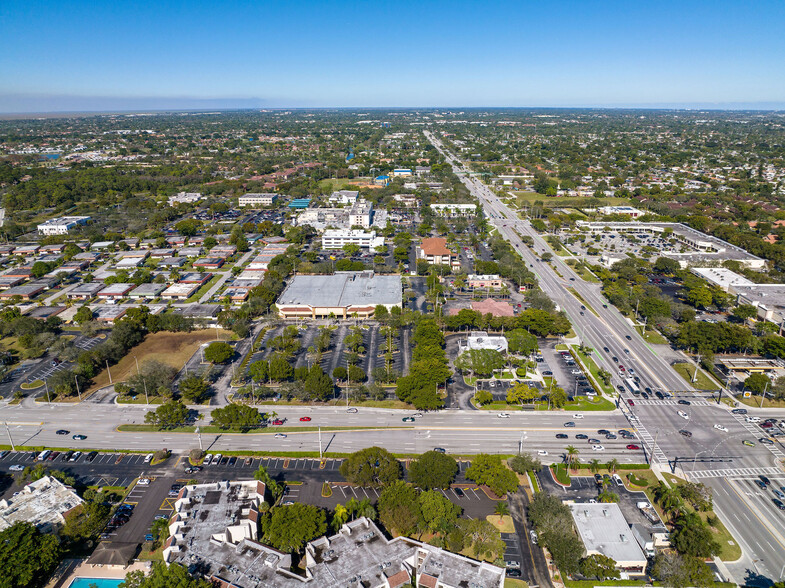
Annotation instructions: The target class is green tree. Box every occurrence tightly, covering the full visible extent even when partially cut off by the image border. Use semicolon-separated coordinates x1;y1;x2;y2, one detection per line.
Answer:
120;562;211;588
409;451;459;490
474;389;493;405
745;372;770;395
506;329;539;355
269;354;293;381
204;341;233;364
248;359;269;382
378;480;421;535
211;403;262;431
507;382;539;404
652;553;714;588
508;453;543;473
339;446;401;487
580;553;620;580
465;454;519;497
454;349;505;377
179;376;210;403
0;522;62;588
686;286;713;309
732;304;758;321
144;400;188;429
73;305;94;325
174;219;202;237
342;243;361;256
260;503;327;552
419;489;461;532
304;366;334;400
254;465;283;502
670;512;720;558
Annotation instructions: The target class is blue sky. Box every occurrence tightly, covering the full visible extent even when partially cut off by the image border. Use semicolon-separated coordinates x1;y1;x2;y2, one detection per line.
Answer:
1;0;784;112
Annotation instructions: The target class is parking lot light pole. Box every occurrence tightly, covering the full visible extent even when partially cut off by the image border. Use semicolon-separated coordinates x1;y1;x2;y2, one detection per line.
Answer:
45;380;51;405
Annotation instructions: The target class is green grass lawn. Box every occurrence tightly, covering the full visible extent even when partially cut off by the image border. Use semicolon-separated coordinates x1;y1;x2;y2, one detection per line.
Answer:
117;424;405;434
572;346;615;396
567;396;616;411
186;275;222;303
550;463;571;485
672;362;721;390
640;328;669;345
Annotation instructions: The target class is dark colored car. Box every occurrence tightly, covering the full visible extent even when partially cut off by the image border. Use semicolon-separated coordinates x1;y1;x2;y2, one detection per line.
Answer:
679;429;692;437
731;408;748;415
72;434;87;440
641;392;649;399
655;391;665;400
760;475;771;486
588;438;601;444
228;456;237;466
564;422;576;428
626;335;632;340
556;433;568;439
85;451;98;462
576;434;588;440
56;429;69;435
433;447;446;454
678;399;691;406
597;429;609;435
773;499;785;511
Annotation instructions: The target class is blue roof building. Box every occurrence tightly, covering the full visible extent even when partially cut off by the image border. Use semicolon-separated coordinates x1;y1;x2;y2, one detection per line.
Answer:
288;198;312;209
374;175;391;186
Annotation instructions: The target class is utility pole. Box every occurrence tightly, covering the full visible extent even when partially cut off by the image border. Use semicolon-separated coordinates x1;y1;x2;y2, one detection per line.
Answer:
760;380;769;408
4;421;15;450
196;426;203;450
74;375;81;402
45;380;51;405
692;353;701;383
106;360;112;384
319;426;323;459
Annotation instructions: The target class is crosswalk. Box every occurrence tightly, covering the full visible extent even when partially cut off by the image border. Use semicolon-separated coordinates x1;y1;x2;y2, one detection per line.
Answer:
635;419;669;464
688;466;784;480
730;414;785;460
634;399;712;407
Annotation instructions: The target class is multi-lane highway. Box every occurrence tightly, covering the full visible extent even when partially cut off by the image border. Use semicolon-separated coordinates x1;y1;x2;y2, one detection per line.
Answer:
424;129;785;585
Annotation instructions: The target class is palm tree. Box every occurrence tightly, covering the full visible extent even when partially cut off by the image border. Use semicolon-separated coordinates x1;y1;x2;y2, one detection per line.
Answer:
565;445;579;470
494;501;510;523
356;498;376;521
606;458;620;474
589;459;601;474
332;503;349;530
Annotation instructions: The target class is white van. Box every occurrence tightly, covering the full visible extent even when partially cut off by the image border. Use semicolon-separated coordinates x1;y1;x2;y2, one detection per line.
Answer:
37;450;51;461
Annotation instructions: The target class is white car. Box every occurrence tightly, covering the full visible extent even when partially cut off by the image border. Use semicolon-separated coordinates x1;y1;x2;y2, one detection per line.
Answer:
274;433;287;439
677;410;689;420
714;424;728;432
144;453;153;463
137;478;151;486
746;416;761;423
412;413;423;418
9;464;24;471
591;445;605;451
573;413;584;419
537;450;548;456
498;413;510;419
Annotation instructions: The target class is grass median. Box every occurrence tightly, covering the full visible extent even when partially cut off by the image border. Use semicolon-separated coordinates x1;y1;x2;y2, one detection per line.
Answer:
117;424;411;434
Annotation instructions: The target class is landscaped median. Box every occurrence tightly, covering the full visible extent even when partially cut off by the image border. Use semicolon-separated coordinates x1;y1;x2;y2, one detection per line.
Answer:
116;424;412;434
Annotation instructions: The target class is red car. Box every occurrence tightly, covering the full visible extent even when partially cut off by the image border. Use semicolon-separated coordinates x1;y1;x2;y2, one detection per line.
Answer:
626;444;640;450
299;417;312;422
272;419;284;425
618;365;625;372
627;399;635;407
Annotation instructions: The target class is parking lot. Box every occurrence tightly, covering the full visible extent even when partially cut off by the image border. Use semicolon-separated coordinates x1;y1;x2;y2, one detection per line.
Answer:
539;341;595;398
539;469;666;529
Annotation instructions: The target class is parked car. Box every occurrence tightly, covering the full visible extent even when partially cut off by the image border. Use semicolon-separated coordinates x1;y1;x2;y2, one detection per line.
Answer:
9;464;24;471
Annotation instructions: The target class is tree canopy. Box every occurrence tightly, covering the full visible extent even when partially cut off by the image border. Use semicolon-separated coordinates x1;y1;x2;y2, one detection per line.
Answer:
408;450;459;490
0;522;62;588
339;446;401;487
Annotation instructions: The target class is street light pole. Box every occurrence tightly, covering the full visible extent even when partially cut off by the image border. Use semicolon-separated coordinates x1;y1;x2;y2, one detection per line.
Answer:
74;375;81;402
196;426;203;450
45;380;51;405
4;421;15;451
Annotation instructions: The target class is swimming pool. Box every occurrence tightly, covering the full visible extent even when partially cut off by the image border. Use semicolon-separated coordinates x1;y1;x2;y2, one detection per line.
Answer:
67;578;124;588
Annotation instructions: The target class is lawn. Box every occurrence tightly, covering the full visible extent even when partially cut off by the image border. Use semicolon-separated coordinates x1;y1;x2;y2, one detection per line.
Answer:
672;362;721;391
186;274;222;303
572;346;615;396
486;514;515;534
117;424;406;434
89;329;233;392
318;178;371;191
640;328;669;345
737;394;785;408
550;463;571;485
